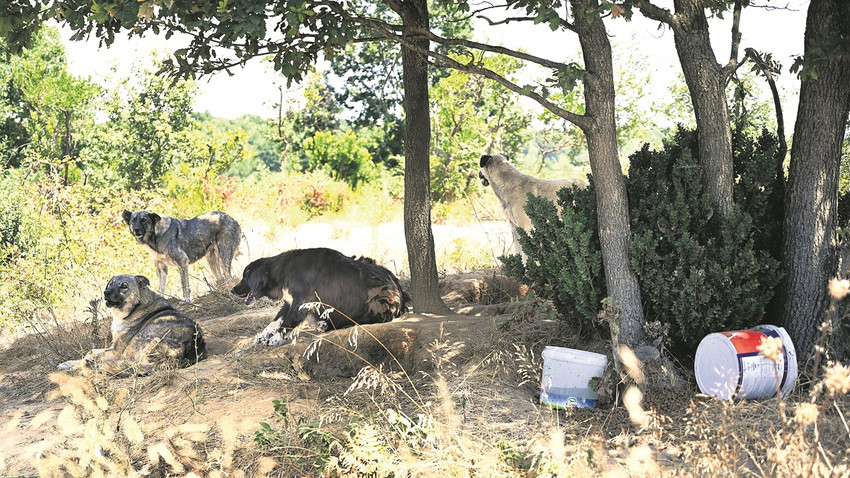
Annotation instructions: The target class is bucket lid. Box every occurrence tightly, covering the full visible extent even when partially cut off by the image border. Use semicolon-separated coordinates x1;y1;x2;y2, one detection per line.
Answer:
542;346;608;367
695;333;742;400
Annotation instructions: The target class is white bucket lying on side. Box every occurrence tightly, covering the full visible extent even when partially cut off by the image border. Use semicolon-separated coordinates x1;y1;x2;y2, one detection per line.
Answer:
540;346;608;409
695;324;798;400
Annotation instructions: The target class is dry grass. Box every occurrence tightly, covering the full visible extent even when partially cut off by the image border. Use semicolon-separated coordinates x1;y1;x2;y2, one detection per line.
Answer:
3;279;850;478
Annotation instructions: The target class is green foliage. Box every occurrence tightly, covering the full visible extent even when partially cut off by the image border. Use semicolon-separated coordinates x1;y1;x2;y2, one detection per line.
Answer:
194;112;277;175
1;26;97;174
84;57;198;190
629;129;782;349
503;182;606;335
791;33;850;82
732;128;785;256
0;173;169;329
507;129;783;350
430;54;532;202
162;164;226;216
302;130;379;189
254;399;291;449
272;71;341;172
0;171;38;264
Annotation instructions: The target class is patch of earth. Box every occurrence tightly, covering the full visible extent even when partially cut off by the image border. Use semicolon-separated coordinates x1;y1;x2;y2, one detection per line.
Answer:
0;272;720;477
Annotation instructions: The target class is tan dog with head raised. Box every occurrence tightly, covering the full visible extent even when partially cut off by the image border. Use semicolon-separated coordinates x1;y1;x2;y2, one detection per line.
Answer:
58;275;206;377
479;153;587;255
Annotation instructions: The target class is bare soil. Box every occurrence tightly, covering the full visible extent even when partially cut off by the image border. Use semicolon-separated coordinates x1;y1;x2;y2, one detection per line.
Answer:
1;272;848;477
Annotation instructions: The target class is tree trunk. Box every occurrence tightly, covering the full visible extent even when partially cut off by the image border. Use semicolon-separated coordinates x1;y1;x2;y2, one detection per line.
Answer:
781;0;850;368
672;0;733;216
392;0;452;314
639;0;734;216
571;0;645;346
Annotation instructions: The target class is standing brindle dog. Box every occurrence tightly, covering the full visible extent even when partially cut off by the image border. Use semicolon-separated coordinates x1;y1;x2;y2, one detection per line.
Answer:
58;275;206;376
122;210;242;302
231;247;410;347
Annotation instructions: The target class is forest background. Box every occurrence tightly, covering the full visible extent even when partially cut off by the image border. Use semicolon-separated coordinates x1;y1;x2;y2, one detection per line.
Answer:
0;0;814;334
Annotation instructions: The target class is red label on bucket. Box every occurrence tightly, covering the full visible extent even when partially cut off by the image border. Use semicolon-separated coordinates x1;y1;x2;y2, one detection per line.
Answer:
720;331;766;355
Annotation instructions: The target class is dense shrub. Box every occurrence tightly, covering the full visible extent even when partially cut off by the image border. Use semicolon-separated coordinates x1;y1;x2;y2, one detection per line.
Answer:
629;129;782;349
0;172;38;264
302;130;379;189
502;181;605;336
505;128;784;350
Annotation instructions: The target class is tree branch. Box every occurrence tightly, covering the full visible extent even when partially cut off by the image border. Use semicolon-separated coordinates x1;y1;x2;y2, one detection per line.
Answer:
636;0;674;25
338;10;589;128
742;48;787;157
723;0;744;79
349;12;569;71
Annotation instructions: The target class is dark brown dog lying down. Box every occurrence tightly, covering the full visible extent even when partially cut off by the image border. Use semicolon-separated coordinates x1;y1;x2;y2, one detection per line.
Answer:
231;247;410;347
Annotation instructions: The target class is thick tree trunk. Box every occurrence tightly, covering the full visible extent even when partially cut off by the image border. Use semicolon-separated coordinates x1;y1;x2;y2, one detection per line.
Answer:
639;0;734;216
571;0;645;346
671;0;734;216
781;0;850;368
392;0;452;314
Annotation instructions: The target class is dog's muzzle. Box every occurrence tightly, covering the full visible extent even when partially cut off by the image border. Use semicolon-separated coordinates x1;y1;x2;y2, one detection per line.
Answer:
132;228;144;237
478;171;489;187
231;284;255;306
103;292;124;309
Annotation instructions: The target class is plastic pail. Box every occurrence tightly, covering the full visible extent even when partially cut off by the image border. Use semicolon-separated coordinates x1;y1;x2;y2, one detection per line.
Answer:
694;324;798;400
540;346;608;409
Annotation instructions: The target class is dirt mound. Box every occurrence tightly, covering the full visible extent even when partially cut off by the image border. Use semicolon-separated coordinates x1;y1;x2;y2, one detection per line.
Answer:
0;273;564;475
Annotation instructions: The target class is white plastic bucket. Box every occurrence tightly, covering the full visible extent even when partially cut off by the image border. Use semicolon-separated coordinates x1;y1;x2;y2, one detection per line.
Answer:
695;324;798;400
540;346;608;409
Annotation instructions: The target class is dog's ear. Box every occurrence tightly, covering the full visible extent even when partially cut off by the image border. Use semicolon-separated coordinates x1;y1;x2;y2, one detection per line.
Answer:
479;155;492;168
122;210;132;225
149;213;161;225
135;275;151;288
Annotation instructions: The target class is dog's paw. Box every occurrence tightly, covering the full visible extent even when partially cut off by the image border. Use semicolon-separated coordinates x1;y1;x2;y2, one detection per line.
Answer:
267;332;288;347
57;359;83;370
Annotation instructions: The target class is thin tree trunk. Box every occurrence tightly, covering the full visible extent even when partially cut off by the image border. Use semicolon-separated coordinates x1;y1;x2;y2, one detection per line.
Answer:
391;0;452;314
572;0;645;346
781;0;850;368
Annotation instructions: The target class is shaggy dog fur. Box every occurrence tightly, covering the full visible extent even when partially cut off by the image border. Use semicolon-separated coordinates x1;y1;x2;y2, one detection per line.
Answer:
122;209;242;302
479;153;587;254
231;247;410;347
58;275;206;376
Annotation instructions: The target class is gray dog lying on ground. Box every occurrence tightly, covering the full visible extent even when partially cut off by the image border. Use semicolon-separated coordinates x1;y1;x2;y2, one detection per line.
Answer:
122;209;242;302
479;153;588;255
58;275;206;376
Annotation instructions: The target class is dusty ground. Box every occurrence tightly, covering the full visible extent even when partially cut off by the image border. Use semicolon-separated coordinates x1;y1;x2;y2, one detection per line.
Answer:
1;211;848;476
0;270;686;477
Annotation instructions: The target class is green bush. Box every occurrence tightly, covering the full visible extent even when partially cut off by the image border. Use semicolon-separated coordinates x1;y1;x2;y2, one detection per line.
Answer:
502;181;605;336
629;129;782;348
0;172;38;264
302;130;379;189
505;128;783;350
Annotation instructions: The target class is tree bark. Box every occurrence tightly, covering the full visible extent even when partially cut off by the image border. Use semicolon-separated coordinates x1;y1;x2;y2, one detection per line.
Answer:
639;0;734;216
390;0;452;314
781;0;850;367
571;0;645;346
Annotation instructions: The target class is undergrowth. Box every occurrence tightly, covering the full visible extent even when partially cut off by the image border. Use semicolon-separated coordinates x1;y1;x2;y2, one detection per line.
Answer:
3;286;850;477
